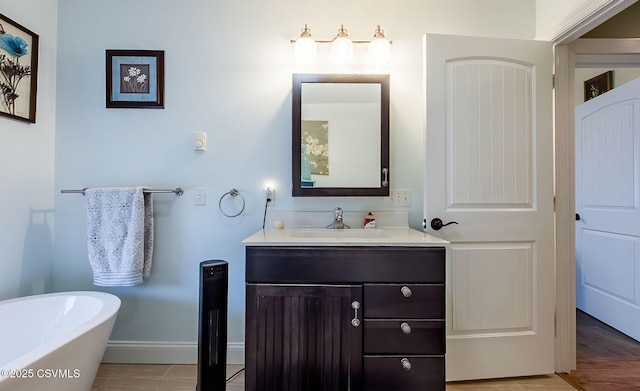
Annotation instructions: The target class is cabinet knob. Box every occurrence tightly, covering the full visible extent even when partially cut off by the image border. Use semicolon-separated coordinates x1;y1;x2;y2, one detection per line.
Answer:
401;286;412;298
400;322;412;334
401;358;412;371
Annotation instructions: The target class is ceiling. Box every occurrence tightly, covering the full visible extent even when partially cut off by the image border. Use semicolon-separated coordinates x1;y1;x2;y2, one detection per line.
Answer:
582;1;640;38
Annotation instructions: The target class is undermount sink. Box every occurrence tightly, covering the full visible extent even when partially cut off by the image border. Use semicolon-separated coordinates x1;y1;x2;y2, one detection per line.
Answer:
289;228;389;239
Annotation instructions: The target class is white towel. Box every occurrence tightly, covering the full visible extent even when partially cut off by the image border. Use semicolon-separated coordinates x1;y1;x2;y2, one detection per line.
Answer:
86;187;154;286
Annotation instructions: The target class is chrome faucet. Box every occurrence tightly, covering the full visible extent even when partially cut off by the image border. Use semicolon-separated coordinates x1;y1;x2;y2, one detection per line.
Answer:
327;207;350;229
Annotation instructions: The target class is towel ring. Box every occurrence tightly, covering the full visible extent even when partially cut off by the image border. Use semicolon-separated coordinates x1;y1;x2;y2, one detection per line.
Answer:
218;188;245;218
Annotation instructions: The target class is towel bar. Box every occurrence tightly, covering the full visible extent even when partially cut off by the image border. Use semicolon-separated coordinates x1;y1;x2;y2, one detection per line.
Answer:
61;187;184;196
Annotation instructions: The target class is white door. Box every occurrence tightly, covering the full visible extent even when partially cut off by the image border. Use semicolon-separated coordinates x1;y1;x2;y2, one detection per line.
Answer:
423;34;555;381
576;77;640;342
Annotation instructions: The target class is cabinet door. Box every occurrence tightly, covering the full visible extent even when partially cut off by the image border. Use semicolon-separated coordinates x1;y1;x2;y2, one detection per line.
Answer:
246;284;363;391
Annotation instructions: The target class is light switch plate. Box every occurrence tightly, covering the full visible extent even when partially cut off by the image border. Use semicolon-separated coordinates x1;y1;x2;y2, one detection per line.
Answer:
385;189;412;207
194;187;206;206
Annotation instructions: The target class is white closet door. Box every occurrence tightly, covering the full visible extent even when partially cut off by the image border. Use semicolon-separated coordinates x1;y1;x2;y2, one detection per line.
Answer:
576;76;640;342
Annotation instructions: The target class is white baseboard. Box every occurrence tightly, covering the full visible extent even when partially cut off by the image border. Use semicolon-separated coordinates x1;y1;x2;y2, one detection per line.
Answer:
102;341;245;365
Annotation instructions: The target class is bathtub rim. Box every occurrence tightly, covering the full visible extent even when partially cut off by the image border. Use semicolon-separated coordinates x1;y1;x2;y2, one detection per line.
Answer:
0;291;121;372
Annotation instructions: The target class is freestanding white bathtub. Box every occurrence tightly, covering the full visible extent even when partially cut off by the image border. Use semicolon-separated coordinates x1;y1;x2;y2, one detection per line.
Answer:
0;291;120;391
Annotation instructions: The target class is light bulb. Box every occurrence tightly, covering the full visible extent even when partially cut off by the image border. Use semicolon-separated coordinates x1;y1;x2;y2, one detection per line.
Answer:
294;25;317;63
331;25;353;63
295;37;316;63
368;25;391;63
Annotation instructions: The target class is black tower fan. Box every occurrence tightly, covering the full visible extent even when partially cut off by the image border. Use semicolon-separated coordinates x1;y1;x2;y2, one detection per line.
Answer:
197;260;228;390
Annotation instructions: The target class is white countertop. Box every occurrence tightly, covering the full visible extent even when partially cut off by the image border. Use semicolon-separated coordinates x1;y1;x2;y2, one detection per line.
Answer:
242;227;449;247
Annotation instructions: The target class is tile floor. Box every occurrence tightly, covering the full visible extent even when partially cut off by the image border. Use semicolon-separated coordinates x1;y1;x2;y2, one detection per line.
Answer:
91;363;577;390
91;364;243;390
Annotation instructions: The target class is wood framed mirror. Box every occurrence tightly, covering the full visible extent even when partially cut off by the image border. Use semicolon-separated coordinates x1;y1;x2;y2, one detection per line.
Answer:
292;74;390;197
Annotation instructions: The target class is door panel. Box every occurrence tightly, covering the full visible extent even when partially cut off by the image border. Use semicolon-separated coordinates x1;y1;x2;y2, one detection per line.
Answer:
576;76;640;342
447;59;533;208
424;34;554;381
581;100;635;208
451;243;534;334
582;230;637;302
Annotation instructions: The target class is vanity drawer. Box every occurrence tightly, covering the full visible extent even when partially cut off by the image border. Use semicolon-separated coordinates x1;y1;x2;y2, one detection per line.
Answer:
364;284;444;319
363;356;445;391
246;246;445;283
364;320;444;354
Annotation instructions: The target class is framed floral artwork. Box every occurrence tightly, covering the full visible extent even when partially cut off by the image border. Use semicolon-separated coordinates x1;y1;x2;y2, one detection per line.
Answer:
0;13;39;123
106;50;164;108
302;120;329;175
584;70;613;102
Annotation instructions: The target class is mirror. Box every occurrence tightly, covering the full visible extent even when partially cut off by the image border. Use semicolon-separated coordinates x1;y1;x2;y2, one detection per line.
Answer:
292;74;390;197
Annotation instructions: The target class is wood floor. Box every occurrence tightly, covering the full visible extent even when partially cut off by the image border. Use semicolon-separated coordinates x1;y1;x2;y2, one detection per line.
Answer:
559;310;640;391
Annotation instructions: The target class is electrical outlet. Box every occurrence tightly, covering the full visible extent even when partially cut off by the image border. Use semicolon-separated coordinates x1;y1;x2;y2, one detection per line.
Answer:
386;189;412;207
265;187;275;207
396;189;412;206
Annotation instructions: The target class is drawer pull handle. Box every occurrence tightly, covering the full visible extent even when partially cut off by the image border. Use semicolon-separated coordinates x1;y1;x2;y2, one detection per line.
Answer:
400;322;412;334
351;300;360;327
401;358;412;371
401;286;412;298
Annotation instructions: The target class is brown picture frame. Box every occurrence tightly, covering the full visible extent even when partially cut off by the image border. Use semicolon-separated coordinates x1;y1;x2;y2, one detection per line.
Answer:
106;50;164;109
584;71;613;102
0;13;39;123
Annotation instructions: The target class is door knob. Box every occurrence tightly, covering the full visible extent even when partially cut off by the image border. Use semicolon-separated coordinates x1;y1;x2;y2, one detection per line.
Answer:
430;218;459;230
576;213;581;221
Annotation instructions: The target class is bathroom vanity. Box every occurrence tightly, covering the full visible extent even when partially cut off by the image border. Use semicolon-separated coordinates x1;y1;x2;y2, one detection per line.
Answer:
243;227;448;391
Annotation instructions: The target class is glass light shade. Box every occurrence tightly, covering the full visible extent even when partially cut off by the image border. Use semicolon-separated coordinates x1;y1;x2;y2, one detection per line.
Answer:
331;36;353;63
368;37;391;63
294;36;317;63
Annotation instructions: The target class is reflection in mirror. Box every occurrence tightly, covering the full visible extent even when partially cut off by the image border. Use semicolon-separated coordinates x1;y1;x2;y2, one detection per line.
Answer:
292;74;390;197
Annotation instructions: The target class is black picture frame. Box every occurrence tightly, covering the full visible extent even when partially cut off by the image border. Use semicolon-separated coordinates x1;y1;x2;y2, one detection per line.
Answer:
584;71;613;102
0;13;39;123
106;50;164;109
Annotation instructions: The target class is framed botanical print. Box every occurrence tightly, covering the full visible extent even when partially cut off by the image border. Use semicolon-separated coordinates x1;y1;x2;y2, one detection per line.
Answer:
106;50;164;109
584;71;613;102
0;13;39;123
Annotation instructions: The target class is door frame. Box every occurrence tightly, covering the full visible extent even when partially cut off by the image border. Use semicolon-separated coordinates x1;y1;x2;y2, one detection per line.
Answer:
551;0;638;373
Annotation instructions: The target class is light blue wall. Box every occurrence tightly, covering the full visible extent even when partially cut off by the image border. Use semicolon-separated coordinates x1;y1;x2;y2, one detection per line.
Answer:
49;0;536;357
0;0;57;300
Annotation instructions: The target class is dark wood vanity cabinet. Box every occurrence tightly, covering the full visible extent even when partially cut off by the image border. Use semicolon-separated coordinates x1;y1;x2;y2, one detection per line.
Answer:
245;246;446;391
245;284;362;391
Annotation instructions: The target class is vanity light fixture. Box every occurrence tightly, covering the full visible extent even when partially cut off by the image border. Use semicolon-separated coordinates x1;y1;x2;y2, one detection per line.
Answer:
291;24;392;64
